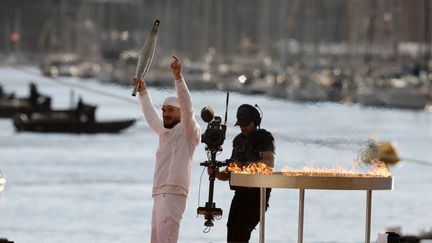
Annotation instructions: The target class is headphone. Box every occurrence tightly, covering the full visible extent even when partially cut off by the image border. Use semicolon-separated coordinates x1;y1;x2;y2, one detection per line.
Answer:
253;104;262;127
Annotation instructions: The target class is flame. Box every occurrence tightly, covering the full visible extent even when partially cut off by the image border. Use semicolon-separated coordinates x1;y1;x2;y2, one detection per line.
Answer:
228;162;273;175
281;160;391;178
368;160;392;177
228;160;392;178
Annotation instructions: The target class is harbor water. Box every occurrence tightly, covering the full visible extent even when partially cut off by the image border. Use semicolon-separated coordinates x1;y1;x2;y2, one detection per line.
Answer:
1;66;432;242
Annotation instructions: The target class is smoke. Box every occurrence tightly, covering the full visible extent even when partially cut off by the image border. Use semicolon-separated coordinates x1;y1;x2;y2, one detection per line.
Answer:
278;134;374;150
357;139;379;164
276;134;381;164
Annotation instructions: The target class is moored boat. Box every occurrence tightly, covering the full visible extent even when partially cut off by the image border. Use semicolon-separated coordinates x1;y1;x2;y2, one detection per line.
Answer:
13;98;135;134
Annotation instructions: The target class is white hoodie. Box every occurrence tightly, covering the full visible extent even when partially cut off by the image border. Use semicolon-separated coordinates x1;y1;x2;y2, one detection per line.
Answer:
138;78;201;197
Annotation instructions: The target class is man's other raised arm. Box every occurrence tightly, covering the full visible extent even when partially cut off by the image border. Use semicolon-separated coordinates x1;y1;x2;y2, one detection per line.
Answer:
171;56;200;143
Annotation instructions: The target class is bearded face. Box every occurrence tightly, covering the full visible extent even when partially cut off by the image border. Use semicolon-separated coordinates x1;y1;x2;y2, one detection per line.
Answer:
162;105;181;128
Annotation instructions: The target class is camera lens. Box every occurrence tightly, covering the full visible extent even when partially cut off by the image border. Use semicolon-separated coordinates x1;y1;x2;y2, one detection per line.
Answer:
205;129;224;148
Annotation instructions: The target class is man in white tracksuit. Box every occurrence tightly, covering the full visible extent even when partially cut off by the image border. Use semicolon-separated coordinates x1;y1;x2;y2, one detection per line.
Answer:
133;56;200;243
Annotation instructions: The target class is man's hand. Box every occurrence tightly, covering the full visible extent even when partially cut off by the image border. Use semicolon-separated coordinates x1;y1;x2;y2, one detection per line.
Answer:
207;165;219;176
132;78;146;94
170;55;182;80
261;151;275;168
208;165;230;181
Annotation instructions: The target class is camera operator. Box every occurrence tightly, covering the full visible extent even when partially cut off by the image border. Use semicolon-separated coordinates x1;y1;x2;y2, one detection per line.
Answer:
133;56;201;243
209;104;275;242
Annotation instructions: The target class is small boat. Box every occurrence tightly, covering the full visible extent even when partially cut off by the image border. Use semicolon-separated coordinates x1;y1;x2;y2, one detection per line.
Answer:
0;171;5;192
13;98;136;134
0;83;52;118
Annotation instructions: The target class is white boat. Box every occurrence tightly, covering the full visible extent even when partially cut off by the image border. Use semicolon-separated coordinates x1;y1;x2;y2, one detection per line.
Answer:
357;76;431;110
0;171;6;192
381;87;430;110
266;76;289;98
356;86;386;107
287;79;329;102
40;53;99;78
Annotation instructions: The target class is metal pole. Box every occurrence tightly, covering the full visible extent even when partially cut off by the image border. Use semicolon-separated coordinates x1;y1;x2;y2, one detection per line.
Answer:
259;187;266;243
365;190;372;243
207;153;218;205
298;189;305;243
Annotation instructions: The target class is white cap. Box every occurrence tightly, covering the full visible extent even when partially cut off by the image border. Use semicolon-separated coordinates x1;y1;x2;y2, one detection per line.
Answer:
163;96;180;108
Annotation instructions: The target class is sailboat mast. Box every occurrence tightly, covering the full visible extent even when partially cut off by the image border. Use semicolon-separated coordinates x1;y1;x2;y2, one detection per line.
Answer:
424;0;430;71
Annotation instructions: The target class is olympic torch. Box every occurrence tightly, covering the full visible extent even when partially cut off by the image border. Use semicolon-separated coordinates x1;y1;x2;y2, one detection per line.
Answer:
131;20;160;96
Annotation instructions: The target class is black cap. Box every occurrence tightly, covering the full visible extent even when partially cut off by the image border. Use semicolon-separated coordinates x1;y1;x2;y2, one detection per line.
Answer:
235;104;260;126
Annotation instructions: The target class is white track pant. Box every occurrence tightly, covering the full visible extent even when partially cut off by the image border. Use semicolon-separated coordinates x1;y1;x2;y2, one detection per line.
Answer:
151;193;187;243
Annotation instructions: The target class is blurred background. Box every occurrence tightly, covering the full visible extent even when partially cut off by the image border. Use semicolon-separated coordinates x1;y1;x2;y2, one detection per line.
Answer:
1;0;432;243
0;0;431;102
